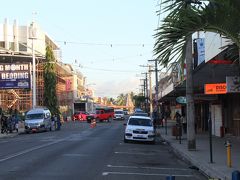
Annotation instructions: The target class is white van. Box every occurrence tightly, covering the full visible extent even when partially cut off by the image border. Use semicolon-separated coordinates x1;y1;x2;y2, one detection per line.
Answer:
24;107;52;133
114;109;124;120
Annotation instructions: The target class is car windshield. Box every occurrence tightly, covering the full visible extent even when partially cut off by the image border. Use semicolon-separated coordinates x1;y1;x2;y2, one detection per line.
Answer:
128;118;152;126
134;113;148;117
26;113;44;120
115;111;123;114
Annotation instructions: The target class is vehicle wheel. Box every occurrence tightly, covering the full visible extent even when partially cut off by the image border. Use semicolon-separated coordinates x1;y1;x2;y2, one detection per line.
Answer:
124;137;128;143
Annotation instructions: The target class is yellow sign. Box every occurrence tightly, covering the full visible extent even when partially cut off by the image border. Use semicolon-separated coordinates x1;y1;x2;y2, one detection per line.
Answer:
205;83;227;94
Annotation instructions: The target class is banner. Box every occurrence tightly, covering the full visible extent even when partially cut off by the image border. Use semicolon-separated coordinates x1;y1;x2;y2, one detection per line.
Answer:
0;63;31;89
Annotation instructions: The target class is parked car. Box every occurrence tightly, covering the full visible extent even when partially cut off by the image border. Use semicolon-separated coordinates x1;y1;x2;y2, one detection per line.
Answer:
72;111;89;121
24;107;52;133
114;109;124;120
124;116;155;144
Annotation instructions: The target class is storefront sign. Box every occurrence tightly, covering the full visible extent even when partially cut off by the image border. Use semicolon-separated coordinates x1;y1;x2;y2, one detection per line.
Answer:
226;76;240;93
176;96;186;104
204;83;226;94
0;63;30;89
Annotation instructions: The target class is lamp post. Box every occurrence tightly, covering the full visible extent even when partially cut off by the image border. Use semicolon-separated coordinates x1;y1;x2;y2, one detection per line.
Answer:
29;21;37;108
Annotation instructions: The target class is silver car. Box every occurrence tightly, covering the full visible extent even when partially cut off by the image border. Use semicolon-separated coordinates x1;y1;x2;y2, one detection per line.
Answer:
24;108;52;133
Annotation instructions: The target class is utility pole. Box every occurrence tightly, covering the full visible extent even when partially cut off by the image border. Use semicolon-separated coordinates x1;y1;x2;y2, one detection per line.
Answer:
141;72;148;112
186;34;196;150
140;79;146;110
29;21;37;108
148;66;153;117
148;59;160;119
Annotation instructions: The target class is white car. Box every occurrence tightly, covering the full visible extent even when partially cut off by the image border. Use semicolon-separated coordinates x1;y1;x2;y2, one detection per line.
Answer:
114;109;124;120
124;116;155;144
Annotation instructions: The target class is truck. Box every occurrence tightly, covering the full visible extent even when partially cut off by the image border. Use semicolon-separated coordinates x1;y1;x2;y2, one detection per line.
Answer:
72;101;94;120
86;107;114;123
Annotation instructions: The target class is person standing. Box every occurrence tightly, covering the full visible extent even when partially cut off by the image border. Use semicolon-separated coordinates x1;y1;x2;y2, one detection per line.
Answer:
56;114;61;130
13;109;19;132
181;114;187;133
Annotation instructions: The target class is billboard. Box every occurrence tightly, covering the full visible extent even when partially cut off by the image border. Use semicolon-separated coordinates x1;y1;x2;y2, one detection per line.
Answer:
0;63;31;89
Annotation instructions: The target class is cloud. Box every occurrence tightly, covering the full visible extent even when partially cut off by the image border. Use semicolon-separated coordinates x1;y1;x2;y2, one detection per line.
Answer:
94;77;139;98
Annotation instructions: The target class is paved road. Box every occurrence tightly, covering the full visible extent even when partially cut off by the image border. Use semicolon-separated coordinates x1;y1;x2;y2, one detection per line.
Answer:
0;120;207;180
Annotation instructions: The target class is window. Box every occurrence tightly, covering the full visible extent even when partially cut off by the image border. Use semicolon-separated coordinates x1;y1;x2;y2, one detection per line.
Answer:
128;118;152;126
9;42;14;51
19;43;27;51
0;41;4;48
26;113;44;120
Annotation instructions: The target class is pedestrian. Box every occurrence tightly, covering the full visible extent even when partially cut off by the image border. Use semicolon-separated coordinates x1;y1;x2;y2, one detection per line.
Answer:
181;114;187;133
13;109;19;132
56;114;61;130
174;111;181;124
174;111;182;139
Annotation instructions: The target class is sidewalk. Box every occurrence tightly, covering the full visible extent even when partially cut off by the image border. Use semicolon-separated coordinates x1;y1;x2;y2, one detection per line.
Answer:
157;120;240;180
0;121;25;138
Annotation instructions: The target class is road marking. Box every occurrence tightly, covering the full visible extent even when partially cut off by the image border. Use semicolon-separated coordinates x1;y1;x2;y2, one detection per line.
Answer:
102;171;193;177
0;138;67;162
115;151;156;156
63;154;89;157
107;165;190;171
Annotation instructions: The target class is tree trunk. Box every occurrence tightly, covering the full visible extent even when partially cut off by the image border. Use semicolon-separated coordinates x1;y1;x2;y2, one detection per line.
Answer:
186;35;196;150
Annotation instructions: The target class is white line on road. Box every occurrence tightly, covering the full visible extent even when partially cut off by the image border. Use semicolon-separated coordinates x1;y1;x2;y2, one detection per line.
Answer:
0;138;67;162
107;165;190;171
102;171;193;177
114;151;156;156
63;154;89;157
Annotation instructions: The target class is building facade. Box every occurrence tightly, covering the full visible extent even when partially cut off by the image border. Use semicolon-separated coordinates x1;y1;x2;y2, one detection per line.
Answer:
0;19;86;117
158;32;240;136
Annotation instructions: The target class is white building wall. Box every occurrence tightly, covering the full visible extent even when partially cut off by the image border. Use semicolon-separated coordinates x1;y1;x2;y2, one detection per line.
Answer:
0;24;4;41
73;74;78;99
205;32;230;62
0;19;53;56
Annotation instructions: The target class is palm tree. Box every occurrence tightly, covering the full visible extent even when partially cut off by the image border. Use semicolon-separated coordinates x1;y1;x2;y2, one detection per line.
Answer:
154;0;240;65
154;0;240;150
116;93;127;106
43;46;59;116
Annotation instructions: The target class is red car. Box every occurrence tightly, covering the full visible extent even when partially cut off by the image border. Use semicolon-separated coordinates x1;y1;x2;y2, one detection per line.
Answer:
72;111;89;121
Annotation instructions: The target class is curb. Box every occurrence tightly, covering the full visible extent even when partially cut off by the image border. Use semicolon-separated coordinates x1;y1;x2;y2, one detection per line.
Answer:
159;135;228;180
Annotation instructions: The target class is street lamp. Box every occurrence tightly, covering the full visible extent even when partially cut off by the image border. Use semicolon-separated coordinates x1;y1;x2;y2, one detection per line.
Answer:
29;21;37;108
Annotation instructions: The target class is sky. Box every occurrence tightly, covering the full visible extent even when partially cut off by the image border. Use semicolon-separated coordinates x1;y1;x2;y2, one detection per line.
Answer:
1;0;161;98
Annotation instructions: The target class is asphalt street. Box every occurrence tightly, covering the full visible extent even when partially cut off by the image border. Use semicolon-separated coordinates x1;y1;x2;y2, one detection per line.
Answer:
0;120;208;180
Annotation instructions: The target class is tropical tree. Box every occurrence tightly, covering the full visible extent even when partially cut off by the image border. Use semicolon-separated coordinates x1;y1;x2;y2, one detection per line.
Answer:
154;0;240;150
116;93;127;106
43;46;59;115
132;94;145;109
154;0;240;67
